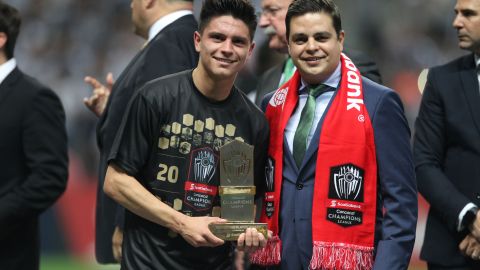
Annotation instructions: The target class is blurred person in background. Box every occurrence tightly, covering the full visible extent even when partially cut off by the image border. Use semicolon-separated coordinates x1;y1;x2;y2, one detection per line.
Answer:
252;0;382;105
103;0;269;269
414;0;480;269
250;0;417;269
83;0;198;264
0;2;68;270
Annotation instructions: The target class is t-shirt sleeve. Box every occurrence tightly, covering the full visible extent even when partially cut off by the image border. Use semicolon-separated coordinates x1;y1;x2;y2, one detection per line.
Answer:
108;90;158;177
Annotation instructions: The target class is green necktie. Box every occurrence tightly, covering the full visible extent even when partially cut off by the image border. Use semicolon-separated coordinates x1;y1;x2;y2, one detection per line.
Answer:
292;84;329;167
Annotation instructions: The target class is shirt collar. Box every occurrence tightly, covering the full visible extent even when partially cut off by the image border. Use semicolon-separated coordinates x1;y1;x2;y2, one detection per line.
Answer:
148;10;193;42
475;54;480;69
0;58;17;85
299;61;341;93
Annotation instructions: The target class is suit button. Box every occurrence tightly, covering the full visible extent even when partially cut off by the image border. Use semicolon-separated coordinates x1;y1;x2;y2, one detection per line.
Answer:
476;193;480;200
296;183;303;190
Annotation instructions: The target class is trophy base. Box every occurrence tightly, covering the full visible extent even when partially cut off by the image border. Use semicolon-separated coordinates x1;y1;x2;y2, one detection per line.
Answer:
209;222;268;241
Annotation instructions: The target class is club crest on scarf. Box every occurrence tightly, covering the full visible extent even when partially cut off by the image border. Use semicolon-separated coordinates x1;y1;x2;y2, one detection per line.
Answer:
269;87;289;107
329;163;364;202
326;164;365;228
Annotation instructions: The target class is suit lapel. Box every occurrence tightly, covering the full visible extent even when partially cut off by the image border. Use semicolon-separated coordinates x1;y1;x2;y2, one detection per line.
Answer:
283;135;299;174
459;54;480;135
0;68;21;107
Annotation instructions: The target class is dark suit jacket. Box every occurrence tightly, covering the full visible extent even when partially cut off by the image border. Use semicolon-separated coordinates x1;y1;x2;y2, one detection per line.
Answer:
414;53;480;268
94;14;198;263
262;77;417;270
254;48;382;105
0;67;68;270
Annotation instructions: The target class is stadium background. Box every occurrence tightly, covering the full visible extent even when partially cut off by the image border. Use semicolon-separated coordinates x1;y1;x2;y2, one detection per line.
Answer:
3;0;464;269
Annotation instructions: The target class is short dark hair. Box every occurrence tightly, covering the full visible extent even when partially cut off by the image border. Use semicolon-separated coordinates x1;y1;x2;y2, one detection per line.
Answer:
0;1;21;59
199;0;257;41
285;0;341;40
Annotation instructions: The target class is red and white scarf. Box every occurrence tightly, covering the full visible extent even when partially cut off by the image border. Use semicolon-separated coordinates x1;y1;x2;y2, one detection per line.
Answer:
251;53;377;270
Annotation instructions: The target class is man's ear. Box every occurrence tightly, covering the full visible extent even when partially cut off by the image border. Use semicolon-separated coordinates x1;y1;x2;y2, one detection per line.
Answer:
338;30;345;52
193;31;201;53
0;33;7;50
145;0;155;9
248;41;255;58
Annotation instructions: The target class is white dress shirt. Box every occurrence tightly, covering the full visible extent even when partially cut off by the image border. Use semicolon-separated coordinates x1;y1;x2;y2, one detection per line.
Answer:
0;58;17;85
148;10;193;42
285;63;341;154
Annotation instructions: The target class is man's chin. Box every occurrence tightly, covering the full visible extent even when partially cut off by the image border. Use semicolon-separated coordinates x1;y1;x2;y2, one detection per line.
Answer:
458;42;472;51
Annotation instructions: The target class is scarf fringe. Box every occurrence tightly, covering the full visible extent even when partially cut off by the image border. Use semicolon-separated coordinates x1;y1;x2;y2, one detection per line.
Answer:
249;235;281;266
309;241;374;270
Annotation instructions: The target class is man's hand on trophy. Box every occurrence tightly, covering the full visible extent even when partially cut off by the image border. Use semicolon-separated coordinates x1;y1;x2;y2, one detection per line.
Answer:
459;233;480;260
470;211;480;242
236;228;269;253
178;216;226;248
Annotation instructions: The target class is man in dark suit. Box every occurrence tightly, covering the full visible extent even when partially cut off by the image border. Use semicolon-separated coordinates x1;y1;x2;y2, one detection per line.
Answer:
253;0;382;105
251;0;417;269
0;2;68;270
414;0;480;269
83;0;198;264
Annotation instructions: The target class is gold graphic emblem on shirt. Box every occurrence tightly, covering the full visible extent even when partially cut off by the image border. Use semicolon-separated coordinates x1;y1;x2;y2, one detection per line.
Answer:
215;125;225;138
172;122;181;134
170;135;180;148
183;114;194;126
193;134;202;147
181;127;193;141
194;120;204;133
161;124;171;136
179;142;191;154
159;114;244;154
158;137;169;149
205;118;215;130
225;124;236;137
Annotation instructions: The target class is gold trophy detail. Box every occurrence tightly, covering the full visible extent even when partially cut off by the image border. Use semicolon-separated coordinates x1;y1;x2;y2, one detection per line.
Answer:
209;140;267;241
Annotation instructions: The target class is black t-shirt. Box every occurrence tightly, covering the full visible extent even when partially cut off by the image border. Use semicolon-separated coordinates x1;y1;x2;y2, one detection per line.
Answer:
109;70;269;270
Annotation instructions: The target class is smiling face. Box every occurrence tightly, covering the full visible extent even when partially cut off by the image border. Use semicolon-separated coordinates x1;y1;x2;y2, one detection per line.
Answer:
287;12;344;85
453;0;480;54
194;15;255;81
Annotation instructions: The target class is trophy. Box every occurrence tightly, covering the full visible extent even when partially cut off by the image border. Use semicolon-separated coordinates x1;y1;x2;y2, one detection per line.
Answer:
209;140;268;241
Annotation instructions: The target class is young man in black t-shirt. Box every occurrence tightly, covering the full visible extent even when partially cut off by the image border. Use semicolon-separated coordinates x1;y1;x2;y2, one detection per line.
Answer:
104;0;268;269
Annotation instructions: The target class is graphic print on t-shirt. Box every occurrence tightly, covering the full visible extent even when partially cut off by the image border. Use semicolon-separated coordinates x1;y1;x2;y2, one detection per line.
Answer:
158;114;245;153
154;113;246;215
184;147;219;211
